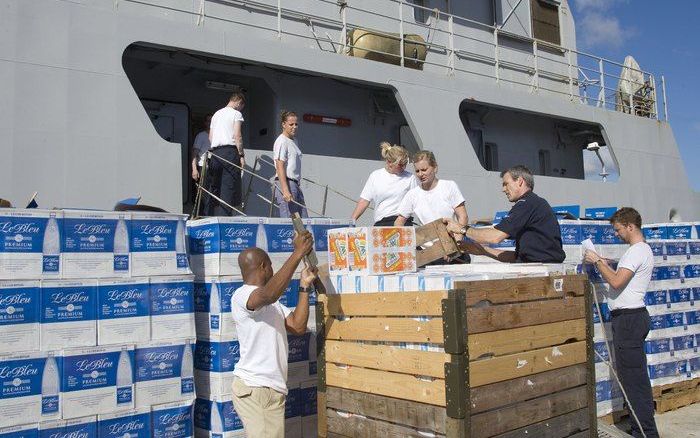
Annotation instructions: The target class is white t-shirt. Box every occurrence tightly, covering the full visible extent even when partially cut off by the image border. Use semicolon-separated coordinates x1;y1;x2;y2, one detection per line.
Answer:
606;242;654;310
273;134;303;181
231;284;292;394
397;179;465;225
360;168;417;223
193;130;210;166
210;107;244;148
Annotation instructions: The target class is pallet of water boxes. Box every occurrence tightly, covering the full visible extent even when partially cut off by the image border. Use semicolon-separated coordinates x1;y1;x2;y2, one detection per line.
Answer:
187;216;353;437
317;226;597;438
0;208;197;437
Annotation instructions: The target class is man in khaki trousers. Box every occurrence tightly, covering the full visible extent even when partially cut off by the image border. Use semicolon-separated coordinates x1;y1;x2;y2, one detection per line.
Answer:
230;231;316;437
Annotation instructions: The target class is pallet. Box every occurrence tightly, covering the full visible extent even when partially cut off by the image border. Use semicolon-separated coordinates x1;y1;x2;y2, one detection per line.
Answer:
316;274;597;438
653;378;700;413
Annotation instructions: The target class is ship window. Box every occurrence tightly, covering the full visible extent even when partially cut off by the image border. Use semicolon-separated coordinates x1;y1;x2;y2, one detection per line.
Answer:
538;149;551;175
530;0;561;45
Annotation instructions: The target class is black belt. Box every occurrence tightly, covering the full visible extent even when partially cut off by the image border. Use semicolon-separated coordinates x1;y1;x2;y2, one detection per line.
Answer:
274;176;299;184
211;144;236;150
610;307;647;317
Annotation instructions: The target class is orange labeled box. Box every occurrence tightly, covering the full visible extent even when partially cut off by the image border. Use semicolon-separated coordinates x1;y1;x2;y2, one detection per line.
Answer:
327;229;349;273
331;226;416;275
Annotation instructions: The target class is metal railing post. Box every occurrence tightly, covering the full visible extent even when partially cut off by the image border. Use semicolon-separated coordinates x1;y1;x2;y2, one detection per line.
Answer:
598;59;606;108
399;0;404;67
532;40;539;91
322;185;329;216
277;0;282;39
340;1;347;54
567;49;574;100
661;75;669;121
448;15;455;75
493;28;499;82
651;75;659;120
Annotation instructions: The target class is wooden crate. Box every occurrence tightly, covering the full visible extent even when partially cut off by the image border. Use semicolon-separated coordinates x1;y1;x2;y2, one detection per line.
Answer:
314;274;596;438
653;377;700;413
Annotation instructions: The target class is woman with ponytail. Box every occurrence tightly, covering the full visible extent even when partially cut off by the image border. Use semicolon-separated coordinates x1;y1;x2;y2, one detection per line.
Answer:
351;142;416;226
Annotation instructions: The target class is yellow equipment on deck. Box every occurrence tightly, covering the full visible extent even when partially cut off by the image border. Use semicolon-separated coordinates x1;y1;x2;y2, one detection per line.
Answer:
347;28;427;70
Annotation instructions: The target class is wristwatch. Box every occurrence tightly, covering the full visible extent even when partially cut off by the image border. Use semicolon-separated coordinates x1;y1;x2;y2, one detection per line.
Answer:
459;225;469;235
299;286;311;293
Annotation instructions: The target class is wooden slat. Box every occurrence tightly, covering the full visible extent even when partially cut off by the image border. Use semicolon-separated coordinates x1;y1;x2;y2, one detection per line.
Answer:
492;408;590;438
471;364;588;414
469;319;587;358
467;296;586;334
470;341;587;387
327;408;446;437
455;275;586;306
470;386;589;438
325;317;444;343
326;387;447;435
326;363;446;406
318;390;327;437
319;291;447;316
325;339;449;378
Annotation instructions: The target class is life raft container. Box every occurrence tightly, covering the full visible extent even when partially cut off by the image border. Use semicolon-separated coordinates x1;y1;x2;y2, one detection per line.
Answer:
347;28;427;70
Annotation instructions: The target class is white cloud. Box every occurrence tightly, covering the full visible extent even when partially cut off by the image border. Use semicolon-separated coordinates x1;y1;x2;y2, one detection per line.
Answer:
571;0;632;50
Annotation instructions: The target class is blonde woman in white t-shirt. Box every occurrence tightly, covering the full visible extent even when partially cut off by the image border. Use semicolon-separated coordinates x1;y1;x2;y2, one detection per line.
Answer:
351;142;416;226
395;150;468;228
273;110;307;218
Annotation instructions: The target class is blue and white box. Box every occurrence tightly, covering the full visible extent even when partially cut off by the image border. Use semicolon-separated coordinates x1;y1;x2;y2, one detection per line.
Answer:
0;209;62;280
300;379;317;438
260;218;298;272
40;280;97;350
97;407;151;438
194;277;241;340
149;275;195;340
61;210;130;279
151;400;194;438
193;338;239;397
643;224;668;240
130;212;190;277
193;396;245;438
0;423;38;438
38;416;96;438
667;223;695;240
60;345;134;418
0;280;41;353
187;217;263;277
285;386;302;438
0;351;62;427
134;339;195;408
97;278;150;346
558;220;581;246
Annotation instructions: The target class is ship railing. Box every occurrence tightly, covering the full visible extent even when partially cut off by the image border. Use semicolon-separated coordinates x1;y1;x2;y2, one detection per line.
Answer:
125;0;668;120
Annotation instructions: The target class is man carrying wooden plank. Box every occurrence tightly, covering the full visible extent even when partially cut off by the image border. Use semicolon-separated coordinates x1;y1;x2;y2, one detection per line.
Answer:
229;230;317;437
583;207;659;438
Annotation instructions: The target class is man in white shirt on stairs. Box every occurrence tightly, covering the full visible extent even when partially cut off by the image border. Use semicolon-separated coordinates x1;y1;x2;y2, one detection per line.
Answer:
584;207;659;438
230;229;317;437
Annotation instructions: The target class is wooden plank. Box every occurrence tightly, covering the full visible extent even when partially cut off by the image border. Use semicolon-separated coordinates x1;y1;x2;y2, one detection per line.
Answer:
326;387;447;435
326;363;446;406
325;339;449;378
492;408;590;438
469;319;587;358
469;341;587;387
326;408;446;437
455;275;586;306
471;364;588;414
467;296;586;334
319;291;447;316
470;386;589;438
652;377;700;398
318;390;327;437
655;387;700;413
325;317;444;343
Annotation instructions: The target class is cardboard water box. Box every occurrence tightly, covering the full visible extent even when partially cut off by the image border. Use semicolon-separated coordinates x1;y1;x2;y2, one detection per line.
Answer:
300;379;317;438
327;228;350;274
303;218;354;266
38;416;96;438
97;407;151;438
261;218;302;273
194;277;241;340
151;400;194;438
187;217;263;277
0;351;61;427
130;212;190;277
288;333;312;385
0;424;37;438
193;396;245;438
643;224;668;240
666;223;696;240
149;275;196;341
0;280;41;353
60;345;134;418
330;227;416;275
193;338;240;397
285;386;302;438
61;210;130;278
40;279;97;350
97;278;150;346
0;209;62;279
134;339;195;408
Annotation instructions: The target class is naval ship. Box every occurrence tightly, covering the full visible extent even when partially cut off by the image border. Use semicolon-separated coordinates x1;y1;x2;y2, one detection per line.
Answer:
2;0;698;223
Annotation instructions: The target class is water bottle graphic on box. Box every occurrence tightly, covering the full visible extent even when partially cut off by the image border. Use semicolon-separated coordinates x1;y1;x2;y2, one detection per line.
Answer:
117;347;134;406
114;215;130;273
210;281;221;332
210;400;224;438
42;212;60;274
181;339;195;395
176;218;188;269
41;354;60;416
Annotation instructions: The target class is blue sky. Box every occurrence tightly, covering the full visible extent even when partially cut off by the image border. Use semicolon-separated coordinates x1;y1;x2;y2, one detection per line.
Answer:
571;0;700;192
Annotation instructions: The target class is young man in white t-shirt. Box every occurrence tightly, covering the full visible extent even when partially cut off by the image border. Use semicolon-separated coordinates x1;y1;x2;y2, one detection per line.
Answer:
230;230;316;438
204;92;245;216
584;207;659;438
